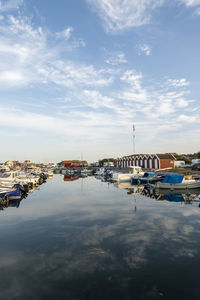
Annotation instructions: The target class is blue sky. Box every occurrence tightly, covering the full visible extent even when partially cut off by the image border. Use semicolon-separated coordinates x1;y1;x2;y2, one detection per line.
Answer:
0;0;200;162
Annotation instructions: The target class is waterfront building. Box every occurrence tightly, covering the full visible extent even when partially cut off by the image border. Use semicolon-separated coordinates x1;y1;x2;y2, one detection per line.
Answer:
116;154;176;169
63;160;88;168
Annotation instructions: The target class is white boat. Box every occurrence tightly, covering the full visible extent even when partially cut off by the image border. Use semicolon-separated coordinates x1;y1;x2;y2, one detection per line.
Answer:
17;172;40;185
0;165;10;172
95;168;105;176
43;169;54;177
81;168;92;174
0;171;19;185
0;171;39;187
112;166;144;183
155;174;200;190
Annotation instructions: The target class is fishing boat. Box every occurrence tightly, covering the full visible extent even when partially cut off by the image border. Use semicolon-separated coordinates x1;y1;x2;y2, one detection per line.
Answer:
155;174;200;190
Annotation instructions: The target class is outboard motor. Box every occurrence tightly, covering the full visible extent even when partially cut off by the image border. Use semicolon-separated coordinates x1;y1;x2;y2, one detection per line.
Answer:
14;184;28;198
23;184;29;193
28;182;34;190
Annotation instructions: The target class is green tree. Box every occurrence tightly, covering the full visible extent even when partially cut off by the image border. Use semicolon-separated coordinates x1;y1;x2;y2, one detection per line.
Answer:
98;158;115;167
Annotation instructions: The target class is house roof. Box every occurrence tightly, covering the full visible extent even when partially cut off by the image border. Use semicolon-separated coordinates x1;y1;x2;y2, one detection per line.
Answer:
120;153;176;160
156;153;176;160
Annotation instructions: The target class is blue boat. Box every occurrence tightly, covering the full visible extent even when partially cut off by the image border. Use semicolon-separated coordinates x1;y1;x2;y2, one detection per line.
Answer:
148;174;166;184
164;194;185;202
0;184;22;200
131;172;155;185
8;199;21;208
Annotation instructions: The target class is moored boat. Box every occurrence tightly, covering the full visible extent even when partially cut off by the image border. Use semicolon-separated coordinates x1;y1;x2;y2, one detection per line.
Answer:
112;166;144;183
0;184;22;200
155;174;200;189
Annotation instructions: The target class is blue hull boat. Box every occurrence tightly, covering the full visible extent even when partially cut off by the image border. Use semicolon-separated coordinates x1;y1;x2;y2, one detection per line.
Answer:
132;172;155;185
0;185;21;200
132;173;165;185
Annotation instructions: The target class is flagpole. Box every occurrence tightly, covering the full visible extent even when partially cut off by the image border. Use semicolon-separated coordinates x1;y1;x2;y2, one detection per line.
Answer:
133;124;135;154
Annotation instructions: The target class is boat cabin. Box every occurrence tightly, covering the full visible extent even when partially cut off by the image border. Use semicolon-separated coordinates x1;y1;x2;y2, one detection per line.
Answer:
129;166;143;175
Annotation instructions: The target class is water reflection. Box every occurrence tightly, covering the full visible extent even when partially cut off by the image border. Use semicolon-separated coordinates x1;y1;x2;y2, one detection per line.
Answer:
115;181;200;206
1;176;200;299
64;174;80;181
0;195;25;211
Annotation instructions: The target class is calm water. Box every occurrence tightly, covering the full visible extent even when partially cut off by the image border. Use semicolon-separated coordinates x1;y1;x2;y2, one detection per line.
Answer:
0;175;200;300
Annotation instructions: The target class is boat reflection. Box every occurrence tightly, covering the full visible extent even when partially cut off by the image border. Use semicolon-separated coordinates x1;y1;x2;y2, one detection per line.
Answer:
115;181;200;205
8;198;22;208
142;186;200;205
63;174;80;181
0;197;9;210
114;182;144;194
0;197;22;210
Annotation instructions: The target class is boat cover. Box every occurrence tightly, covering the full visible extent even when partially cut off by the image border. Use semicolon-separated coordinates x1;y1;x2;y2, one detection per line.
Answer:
143;172;155;178
164;194;184;202
162;174;184;184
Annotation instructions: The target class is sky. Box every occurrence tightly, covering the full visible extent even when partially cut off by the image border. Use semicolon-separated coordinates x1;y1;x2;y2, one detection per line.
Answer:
0;0;200;163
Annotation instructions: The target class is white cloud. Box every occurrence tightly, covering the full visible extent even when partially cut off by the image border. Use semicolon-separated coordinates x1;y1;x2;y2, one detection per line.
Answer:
181;0;200;7
0;15;110;89
180;0;200;15
37;61;114;88
86;0;164;33
0;70;24;86
83;89;115;109
118;69;196;124
0;0;23;12
137;44;151;56
56;27;73;40
168;78;190;87
105;52;127;65
56;27;86;48
71;38;86;48
176;98;189;108
0;3;199;159
177;114;197;123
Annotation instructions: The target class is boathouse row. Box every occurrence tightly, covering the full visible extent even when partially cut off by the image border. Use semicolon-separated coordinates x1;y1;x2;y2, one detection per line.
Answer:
116;154;176;169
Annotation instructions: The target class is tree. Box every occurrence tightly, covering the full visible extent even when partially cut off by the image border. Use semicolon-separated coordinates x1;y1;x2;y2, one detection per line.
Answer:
98;158;115;167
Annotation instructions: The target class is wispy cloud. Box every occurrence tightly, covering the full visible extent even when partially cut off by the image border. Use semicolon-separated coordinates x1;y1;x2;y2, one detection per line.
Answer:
177;114;197;123
137;44;152;56
0;0;23;12
0;14;110;89
56;27;73;40
181;0;200;7
0;1;199;160
180;0;200;15
86;0;164;33
167;78;190;87
105;52;127;65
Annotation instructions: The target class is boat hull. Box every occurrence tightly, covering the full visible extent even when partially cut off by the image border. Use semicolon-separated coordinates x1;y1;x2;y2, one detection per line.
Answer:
0;186;21;200
155;181;200;189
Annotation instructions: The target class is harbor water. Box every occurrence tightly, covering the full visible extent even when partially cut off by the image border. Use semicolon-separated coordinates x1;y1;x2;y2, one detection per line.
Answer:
0;175;200;299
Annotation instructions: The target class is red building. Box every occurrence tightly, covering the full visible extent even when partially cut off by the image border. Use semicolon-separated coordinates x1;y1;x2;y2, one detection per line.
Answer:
63;160;88;168
116;154;175;169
